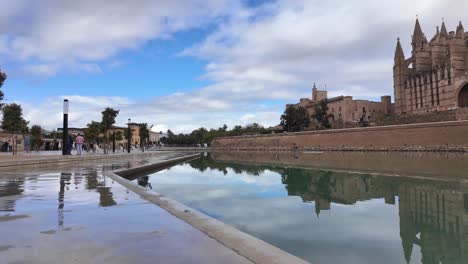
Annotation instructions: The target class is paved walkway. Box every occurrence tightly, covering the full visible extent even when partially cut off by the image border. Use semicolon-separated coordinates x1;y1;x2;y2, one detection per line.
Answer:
0;153;251;264
0;149;145;159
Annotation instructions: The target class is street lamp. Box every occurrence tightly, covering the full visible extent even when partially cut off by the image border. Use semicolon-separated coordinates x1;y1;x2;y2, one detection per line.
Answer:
62;99;69;156
127;118;131;153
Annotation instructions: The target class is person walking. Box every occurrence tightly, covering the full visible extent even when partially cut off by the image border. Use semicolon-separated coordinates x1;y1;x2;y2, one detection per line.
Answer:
24;134;31;153
75;134;84;156
67;135;74;155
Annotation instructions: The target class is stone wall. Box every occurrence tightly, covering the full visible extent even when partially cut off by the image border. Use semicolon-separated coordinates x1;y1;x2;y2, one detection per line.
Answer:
211;120;468;152
376;110;458;126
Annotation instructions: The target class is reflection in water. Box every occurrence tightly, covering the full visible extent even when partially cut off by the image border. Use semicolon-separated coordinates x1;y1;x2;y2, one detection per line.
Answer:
58;172;71;228
162;154;468;264
280;168;468;263
0;167;118;216
399;184;468;264
0;177;25;212
137;176;152;189
84;170;117;207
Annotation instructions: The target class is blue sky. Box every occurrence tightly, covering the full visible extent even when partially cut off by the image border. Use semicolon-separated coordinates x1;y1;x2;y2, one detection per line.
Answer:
1;0;467;132
5;27;212;101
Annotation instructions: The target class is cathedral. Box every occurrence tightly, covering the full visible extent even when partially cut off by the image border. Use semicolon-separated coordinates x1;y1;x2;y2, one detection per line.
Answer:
394;18;468;115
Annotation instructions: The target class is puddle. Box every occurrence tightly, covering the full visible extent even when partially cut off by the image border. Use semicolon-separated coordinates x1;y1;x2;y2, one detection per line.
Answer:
0;214;29;222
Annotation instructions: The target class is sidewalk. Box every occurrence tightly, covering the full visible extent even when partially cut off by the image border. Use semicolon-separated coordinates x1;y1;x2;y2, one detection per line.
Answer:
0;151;179;168
0;149;145;158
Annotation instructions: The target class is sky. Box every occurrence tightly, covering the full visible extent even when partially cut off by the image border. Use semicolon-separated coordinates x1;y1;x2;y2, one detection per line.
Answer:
0;0;467;133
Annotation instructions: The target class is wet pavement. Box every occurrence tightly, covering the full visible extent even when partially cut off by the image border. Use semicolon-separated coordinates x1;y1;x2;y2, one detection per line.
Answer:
0;153;251;264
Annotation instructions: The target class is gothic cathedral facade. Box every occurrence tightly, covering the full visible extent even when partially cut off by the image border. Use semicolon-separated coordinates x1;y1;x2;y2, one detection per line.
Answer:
394;19;468;115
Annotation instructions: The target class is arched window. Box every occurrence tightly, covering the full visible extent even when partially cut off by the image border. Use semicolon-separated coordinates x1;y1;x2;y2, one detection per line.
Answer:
458;84;468;108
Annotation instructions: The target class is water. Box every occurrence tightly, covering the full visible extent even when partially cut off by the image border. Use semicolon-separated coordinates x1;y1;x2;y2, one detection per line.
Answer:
135;152;468;264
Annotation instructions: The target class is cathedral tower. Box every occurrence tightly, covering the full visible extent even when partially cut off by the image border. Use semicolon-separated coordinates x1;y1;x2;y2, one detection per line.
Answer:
411;18;431;72
393;38;408;114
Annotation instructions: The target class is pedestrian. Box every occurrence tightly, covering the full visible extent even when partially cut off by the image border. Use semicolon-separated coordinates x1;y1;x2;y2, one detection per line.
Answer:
75;134;84;155
5;140;10;152
24;134;31;153
67;135;74;155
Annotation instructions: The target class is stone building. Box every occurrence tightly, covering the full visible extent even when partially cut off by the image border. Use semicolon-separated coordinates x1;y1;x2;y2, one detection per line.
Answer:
149;131;162;144
394;18;468;115
126;123;161;146
57;127;85;137
292;83;392;128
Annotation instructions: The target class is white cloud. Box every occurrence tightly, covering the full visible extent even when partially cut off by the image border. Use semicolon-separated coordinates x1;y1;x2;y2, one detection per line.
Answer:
19;94;282;133
182;0;468;101
5;0;468;132
0;0;238;76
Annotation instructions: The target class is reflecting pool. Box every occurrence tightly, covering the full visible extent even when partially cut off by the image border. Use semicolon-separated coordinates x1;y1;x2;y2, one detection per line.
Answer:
134;152;468;264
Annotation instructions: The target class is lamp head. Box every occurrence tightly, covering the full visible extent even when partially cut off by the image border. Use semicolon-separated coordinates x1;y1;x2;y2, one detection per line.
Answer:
63;99;69;114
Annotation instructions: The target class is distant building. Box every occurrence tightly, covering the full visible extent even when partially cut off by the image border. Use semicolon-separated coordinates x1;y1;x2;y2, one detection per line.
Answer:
127;123;161;146
57;127;85;136
290;83;392;128
149;131;162;144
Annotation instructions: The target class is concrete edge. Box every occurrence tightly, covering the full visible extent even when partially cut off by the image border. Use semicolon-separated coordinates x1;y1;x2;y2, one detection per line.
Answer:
107;154;309;264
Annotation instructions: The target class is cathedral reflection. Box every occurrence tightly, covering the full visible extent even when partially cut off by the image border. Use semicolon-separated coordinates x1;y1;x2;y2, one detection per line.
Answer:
282;169;468;264
192;156;468;264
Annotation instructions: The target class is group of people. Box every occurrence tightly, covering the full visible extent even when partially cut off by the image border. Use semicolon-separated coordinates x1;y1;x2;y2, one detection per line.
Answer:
17;133;138;155
64;133;85;155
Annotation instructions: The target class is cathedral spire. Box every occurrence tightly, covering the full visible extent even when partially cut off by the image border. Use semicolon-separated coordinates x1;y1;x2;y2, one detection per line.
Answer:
412;18;427;50
456;21;465;39
394;38;405;65
413;18;424;38
440;20;448;39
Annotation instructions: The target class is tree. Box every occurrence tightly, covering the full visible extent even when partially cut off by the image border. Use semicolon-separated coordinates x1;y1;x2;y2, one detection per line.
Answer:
85;121;101;145
1;103;29;133
115;130;124;141
191;127;208;145
30;125;43;151
230;125;243;136
312;99;331;129
100;108;119;154
280;105;310;132
0;68;6;108
138;123;149;151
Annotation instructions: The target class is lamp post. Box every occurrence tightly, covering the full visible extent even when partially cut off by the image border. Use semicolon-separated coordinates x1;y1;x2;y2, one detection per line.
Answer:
127;118;131;153
62;99;69;156
112;131;116;153
150;124;153;146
